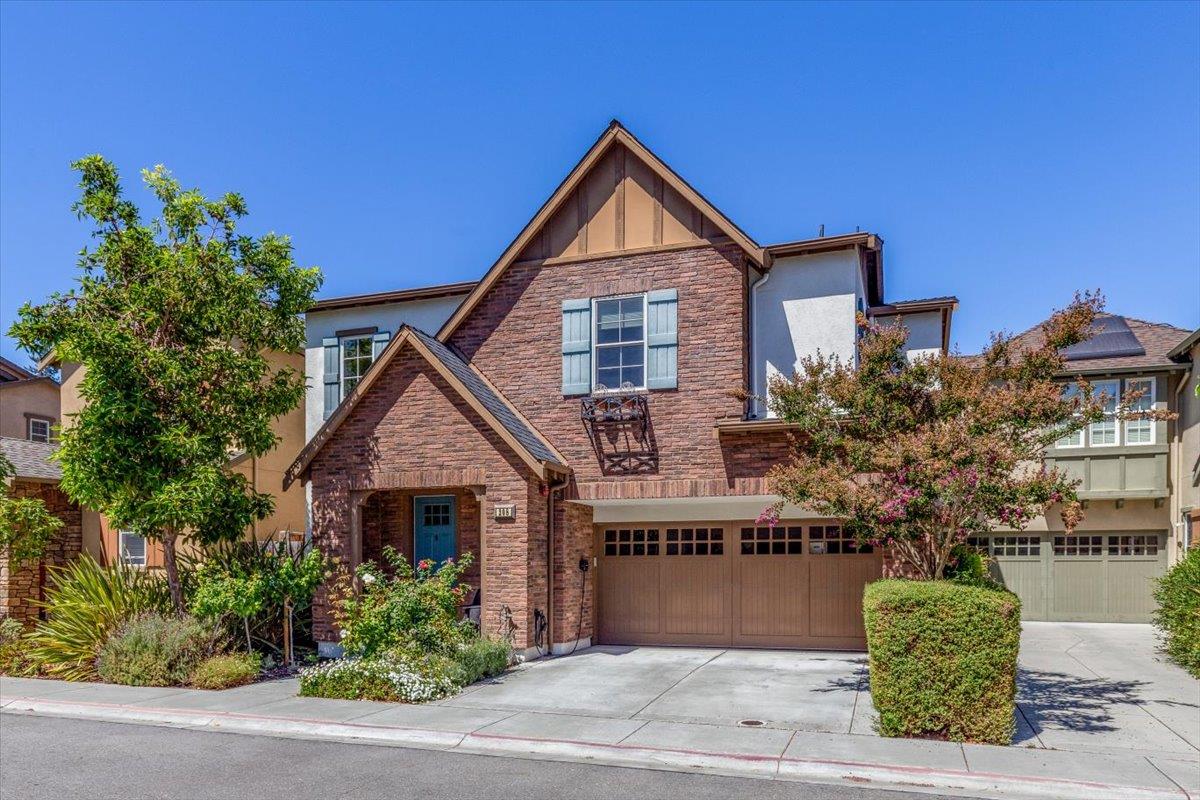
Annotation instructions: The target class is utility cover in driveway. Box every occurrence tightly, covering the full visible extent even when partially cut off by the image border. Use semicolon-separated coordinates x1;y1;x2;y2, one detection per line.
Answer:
594;521;881;649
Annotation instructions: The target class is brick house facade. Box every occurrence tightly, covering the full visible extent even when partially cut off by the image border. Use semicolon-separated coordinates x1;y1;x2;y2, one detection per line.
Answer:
290;122;956;656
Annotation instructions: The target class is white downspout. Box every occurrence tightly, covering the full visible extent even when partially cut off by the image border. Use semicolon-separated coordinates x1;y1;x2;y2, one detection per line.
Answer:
749;271;771;419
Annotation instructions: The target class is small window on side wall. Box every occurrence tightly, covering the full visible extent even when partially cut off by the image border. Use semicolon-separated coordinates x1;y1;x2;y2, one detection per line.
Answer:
119;531;147;567
28;418;51;443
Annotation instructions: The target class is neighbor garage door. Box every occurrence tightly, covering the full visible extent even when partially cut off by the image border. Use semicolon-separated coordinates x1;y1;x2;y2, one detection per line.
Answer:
595;521;882;650
978;532;1167;622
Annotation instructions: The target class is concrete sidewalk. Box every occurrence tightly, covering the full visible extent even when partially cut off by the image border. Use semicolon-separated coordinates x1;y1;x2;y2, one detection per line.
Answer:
2;675;1196;800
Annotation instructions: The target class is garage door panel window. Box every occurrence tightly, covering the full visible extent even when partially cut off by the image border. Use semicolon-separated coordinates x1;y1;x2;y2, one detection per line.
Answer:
666;528;723;556
740;526;802;555
809;525;872;555
1107;535;1158;556
1054;535;1104;556
603;528;660;557
991;535;1040;557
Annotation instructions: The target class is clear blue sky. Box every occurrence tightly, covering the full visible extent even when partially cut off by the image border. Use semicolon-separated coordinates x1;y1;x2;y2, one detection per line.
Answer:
2;1;1197;366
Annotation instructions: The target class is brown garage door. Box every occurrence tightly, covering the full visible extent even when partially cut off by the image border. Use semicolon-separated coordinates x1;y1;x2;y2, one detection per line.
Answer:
595;521;882;650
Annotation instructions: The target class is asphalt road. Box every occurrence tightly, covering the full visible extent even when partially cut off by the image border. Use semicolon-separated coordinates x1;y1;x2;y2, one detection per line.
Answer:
0;714;963;800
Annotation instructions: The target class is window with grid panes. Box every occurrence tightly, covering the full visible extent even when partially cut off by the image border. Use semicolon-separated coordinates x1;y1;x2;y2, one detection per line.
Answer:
808;525;872;554
665;527;723;556
1107;535;1158;556
740;525;803;555
602;528;660;557
1053;535;1104;556
990;535;1040;557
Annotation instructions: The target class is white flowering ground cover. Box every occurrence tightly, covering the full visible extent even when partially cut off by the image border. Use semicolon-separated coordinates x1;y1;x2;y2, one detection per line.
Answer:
298;655;458;703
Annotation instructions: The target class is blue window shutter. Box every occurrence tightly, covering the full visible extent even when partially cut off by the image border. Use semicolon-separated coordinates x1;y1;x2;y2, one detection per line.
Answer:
562;298;592;396
646;288;678;389
372;331;391;360
322;337;340;419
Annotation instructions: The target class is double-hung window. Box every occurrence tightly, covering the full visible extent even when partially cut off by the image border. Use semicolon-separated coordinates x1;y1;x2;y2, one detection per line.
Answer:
1088;379;1119;447
119;531;146;567
1124;378;1154;445
1055;384;1083;448
594;295;646;390
27;418;51;443
341;335;374;396
322;330;390;418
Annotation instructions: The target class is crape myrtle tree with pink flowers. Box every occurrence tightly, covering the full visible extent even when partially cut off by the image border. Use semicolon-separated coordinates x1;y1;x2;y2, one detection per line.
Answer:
763;292;1170;581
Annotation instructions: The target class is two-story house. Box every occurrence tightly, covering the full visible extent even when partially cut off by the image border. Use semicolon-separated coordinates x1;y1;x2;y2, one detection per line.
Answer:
0;356;59;442
977;315;1196;623
286;121;955;657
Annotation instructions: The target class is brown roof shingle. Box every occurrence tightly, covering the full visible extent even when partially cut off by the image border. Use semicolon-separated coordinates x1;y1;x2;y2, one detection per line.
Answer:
983;314;1192;373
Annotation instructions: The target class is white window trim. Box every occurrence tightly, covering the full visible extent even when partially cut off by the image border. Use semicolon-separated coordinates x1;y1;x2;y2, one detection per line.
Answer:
1123;377;1155;445
591;293;648;393
27;417;51;443
1088;379;1120;447
1055;384;1084;449
118;531;147;568
339;334;375;399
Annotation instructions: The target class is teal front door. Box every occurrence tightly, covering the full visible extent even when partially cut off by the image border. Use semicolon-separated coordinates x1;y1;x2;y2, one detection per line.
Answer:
414;496;456;565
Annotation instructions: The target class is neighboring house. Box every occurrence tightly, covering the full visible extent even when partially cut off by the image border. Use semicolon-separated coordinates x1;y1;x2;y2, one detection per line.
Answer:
980;315;1197;623
49;350;308;566
1167;328;1200;551
287;121;956;657
0;356;60;443
0;437;82;623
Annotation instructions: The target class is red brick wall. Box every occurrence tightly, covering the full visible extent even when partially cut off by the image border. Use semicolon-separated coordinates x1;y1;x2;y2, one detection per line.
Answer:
308;243;806;650
0;480;82;625
308;347;542;647
362;487;481;592
553;499;594;645
450;242;782;491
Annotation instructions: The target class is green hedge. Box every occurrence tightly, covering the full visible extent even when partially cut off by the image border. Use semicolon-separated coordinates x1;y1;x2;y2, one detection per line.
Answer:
1154;547;1200;678
863;579;1021;745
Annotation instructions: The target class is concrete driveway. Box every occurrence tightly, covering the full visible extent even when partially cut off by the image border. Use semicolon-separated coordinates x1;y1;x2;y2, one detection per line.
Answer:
443;646;872;733
1016;622;1199;757
441;623;1199;758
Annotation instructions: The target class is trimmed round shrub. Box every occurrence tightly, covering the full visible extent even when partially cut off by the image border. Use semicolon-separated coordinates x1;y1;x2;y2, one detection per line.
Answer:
1154;547;1200;678
863;579;1021;745
191;652;261;690
97;613;214;687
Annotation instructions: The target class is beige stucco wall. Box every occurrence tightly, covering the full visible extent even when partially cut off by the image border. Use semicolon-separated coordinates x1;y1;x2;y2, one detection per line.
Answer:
0;378;60;440
57;350;308;563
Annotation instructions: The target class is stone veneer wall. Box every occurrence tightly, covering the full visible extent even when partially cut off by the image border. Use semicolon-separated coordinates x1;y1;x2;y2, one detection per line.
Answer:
0;480;83;625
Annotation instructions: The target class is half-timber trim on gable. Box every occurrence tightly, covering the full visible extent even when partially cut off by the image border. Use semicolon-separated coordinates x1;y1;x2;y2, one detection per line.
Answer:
436;120;764;342
285;326;568;488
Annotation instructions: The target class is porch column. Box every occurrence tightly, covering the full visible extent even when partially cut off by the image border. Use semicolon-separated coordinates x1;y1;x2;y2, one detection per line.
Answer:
348;490;375;573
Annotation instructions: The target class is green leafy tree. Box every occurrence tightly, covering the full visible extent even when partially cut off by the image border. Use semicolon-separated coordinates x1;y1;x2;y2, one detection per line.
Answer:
191;563;266;653
0;452;64;564
765;293;1173;580
10;157;321;611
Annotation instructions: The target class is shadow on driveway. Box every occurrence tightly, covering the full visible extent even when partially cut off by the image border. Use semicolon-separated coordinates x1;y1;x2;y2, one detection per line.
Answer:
1017;669;1148;734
